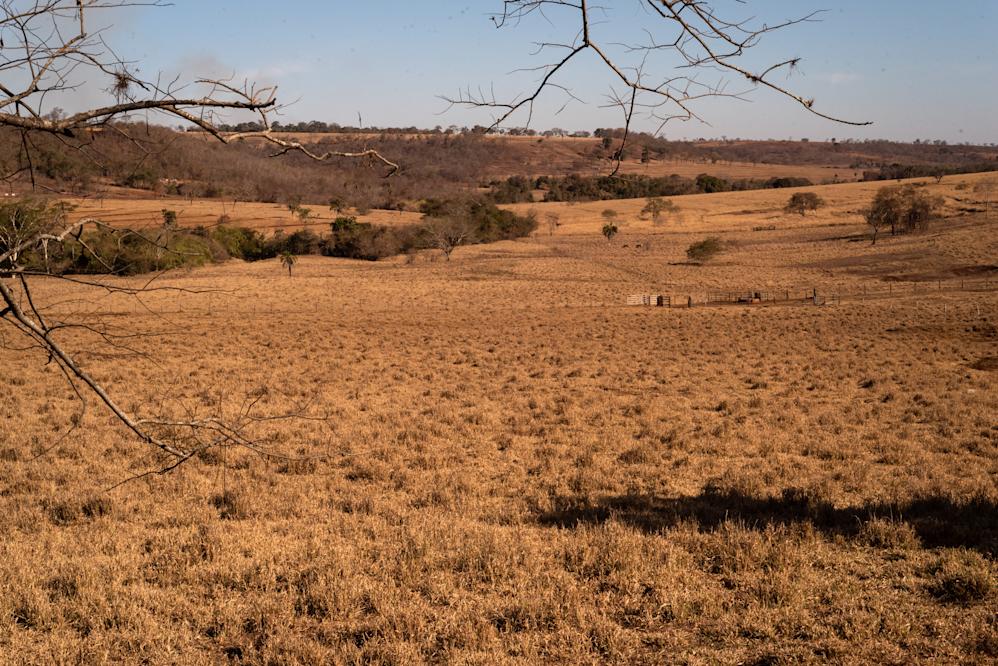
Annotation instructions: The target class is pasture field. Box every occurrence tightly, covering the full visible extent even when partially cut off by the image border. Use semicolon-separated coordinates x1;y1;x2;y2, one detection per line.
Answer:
66;197;422;233
1;177;996;664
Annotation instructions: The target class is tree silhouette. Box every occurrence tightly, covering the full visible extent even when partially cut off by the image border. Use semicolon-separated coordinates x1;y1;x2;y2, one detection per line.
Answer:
280;251;298;276
641;197;678;225
784;192;825;216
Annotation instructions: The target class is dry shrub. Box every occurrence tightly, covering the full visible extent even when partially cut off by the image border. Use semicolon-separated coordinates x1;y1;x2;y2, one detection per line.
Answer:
927;551;994;604
563;521;647;582
46;500;80;526
81;495;113;519
686;236;725;262
210;489;250;520
276;457;319;475
857;516;921;550
616;443;656;465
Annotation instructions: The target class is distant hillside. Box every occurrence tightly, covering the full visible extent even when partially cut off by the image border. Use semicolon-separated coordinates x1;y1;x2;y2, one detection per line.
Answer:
1;125;995;208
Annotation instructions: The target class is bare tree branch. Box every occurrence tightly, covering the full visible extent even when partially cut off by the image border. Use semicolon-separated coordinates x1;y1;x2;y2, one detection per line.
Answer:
446;0;871;170
0;1;399;184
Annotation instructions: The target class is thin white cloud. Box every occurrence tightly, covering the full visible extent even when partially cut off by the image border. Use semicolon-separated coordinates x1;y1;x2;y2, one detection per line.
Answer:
239;61;311;84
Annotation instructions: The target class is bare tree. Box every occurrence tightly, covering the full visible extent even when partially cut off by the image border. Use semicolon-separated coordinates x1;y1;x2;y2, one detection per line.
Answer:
446;1;870;174
423;216;476;261
975;178;996;219
864;204;889;246
0;1;398;186
545;211;560;235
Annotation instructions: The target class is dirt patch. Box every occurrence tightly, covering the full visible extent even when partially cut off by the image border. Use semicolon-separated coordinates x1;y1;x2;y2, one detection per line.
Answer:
952;264;998;277
969;356;998;371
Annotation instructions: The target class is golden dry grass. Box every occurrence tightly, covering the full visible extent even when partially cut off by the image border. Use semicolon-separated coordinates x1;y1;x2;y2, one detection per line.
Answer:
66;197;422;233
508;172;996;236
1;178;996;664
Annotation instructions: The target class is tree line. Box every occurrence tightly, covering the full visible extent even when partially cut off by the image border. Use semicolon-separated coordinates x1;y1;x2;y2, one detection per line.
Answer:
6;199;537;276
488;173;816;203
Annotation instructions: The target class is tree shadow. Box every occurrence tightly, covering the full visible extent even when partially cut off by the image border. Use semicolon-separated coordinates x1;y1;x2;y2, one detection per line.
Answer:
537;487;998;556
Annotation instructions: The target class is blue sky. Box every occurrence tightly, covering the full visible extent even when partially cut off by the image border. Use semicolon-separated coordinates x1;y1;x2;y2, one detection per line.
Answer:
106;1;996;143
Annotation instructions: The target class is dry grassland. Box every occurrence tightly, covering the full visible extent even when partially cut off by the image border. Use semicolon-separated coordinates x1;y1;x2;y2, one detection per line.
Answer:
508;172;996;236
66;197;422;233
1;177;996;664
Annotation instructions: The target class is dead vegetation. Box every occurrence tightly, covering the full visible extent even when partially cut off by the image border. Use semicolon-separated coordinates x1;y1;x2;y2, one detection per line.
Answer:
1;177;995;663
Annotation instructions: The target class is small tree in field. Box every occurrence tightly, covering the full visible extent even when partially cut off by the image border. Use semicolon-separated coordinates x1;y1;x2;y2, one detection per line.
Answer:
328;197;346;214
424;216;476;261
784;192;825;216
601;223;618;241
641;197;678;225
601;209;618;226
286;196;302;218
686;237;724;263
865;185;943;243
280;251;297;276
545;212;560;235
975;179;996;219
297;207;312;223
865;205;890;245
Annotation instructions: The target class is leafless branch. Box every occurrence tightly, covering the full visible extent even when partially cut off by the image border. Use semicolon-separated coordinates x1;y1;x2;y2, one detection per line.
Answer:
0;1;399;184
446;0;871;170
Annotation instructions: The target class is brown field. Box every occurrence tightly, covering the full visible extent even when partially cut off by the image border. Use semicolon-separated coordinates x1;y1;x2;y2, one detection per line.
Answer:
2;176;996;663
507;172;996;237
66;197;423;233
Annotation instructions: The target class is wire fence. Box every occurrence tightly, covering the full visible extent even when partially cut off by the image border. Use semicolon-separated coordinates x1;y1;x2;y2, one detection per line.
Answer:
628;277;997;308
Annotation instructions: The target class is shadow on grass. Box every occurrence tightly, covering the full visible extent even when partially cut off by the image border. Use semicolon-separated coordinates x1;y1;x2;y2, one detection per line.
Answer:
538;487;998;556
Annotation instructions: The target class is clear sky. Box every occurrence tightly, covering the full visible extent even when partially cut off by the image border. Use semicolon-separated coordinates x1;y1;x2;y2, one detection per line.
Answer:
103;1;996;143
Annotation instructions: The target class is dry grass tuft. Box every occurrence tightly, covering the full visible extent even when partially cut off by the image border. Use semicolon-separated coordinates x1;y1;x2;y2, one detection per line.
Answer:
927;551;995;604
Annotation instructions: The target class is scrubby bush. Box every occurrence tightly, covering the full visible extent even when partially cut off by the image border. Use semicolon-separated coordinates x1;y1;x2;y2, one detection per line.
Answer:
686;236;724;263
25;225;217;275
927;551;994;604
420;198;537;244
0;198;72;269
209;225;273;260
695;173;730;194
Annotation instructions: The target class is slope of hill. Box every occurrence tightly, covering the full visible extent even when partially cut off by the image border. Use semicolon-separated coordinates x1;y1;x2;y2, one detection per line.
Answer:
3;126;995;210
